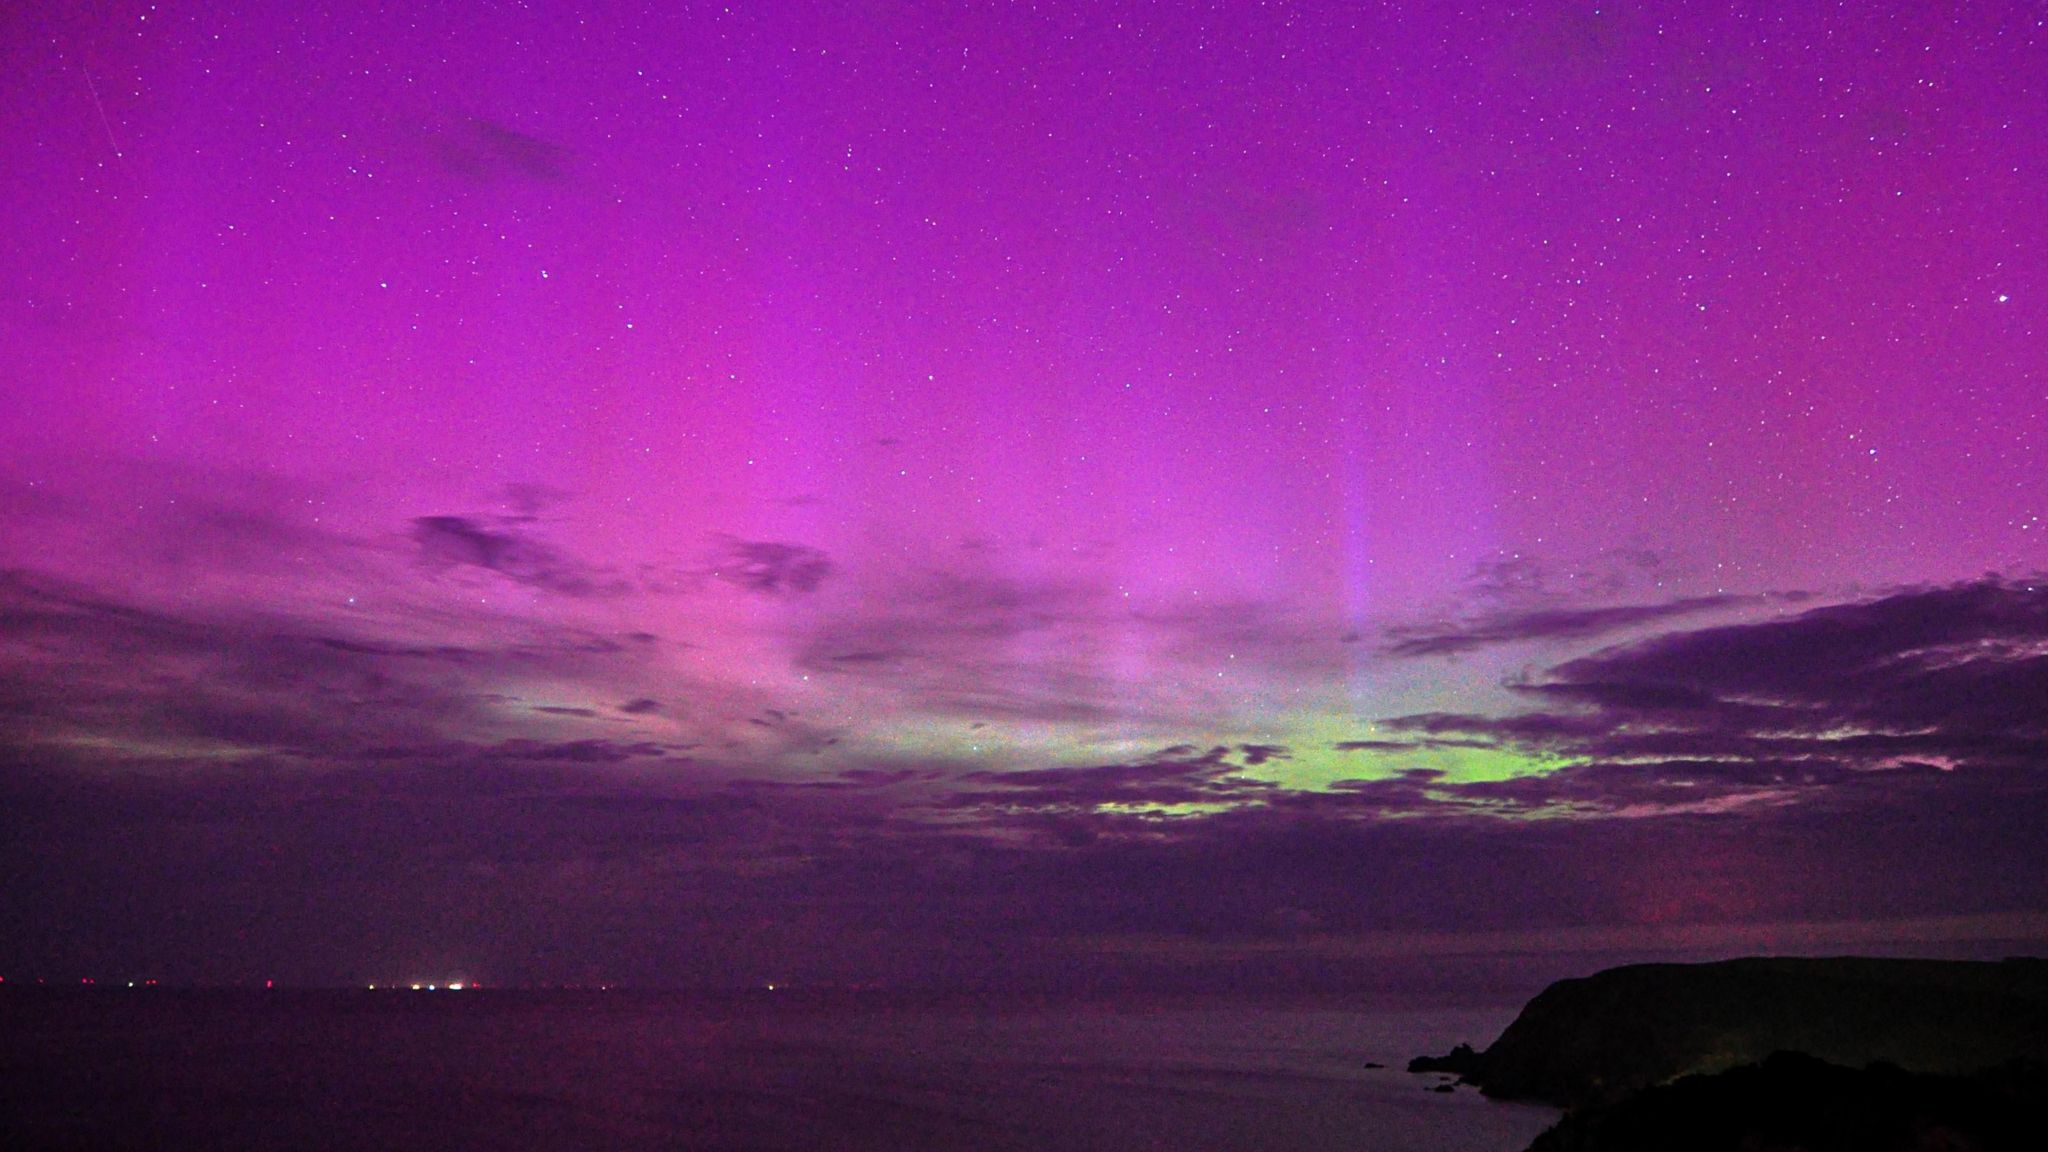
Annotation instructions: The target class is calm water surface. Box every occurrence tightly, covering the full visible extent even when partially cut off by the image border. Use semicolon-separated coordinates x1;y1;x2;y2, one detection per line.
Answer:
0;990;1558;1151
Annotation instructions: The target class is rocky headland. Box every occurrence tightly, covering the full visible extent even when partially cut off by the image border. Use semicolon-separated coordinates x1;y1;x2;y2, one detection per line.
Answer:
1524;1051;2047;1152
1410;956;2048;1150
1410;956;2048;1108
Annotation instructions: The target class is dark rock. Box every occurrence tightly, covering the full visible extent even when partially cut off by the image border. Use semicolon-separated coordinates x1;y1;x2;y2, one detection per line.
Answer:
1407;1041;1483;1076
1362;1061;1386;1069
1409;956;2048;1109
1429;1082;1456;1093
1526;1051;2048;1152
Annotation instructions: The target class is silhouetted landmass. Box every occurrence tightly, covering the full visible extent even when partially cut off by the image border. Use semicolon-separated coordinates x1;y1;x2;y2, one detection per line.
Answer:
1526;1051;2048;1152
1408;956;2048;1109
1407;1041;1484;1078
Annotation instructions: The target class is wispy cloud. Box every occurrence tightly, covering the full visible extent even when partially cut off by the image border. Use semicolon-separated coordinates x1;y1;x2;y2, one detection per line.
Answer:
428;117;572;182
711;539;834;596
946;746;1279;815
412;514;631;598
1383;593;1748;656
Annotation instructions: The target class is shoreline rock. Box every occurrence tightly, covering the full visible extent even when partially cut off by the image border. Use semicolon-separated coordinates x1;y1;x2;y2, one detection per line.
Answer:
1405;1041;1483;1079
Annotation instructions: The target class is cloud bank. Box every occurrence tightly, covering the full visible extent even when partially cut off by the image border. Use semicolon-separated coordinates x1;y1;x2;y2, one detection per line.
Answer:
3;476;2045;988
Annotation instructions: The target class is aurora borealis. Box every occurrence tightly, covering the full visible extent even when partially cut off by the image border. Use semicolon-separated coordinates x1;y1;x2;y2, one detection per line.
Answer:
3;2;2046;988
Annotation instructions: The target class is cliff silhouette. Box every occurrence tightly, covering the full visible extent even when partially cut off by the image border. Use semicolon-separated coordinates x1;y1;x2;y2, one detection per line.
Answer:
1409;956;2048;1109
1526;1051;2048;1152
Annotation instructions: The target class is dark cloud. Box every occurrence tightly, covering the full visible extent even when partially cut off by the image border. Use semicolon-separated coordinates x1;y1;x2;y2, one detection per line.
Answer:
1535;579;2048;733
837;767;938;787
1260;768;1452;819
741;765;947;793
8;732;2045;991
713;539;833;596
7;556;2048;989
946;747;1279;818
1462;548;1668;605
316;636;482;662
1383;593;1745;656
1331;737;1497;753
412;514;625;596
818;649;896;665
0;564;667;771
430;118;571;181
479;738;669;763
0;570;452;756
1465;554;1550;601
1379;578;2048;816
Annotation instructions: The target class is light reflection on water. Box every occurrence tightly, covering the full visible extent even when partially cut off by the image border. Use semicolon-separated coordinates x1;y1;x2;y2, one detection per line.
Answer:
0;992;1558;1151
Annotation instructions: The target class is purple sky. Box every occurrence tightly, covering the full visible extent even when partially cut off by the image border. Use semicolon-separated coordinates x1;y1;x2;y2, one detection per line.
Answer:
3;2;2046;990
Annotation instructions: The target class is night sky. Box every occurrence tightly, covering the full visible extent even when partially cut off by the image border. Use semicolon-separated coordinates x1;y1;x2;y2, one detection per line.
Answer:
3;2;2045;990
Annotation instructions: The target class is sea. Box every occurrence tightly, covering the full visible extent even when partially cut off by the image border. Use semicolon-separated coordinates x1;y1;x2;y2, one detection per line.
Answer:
0;989;1560;1151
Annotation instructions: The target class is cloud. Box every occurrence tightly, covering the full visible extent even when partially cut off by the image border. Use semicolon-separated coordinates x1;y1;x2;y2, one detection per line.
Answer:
712;539;833;596
0;563;672;770
9;566;2048;990
429;118;571;182
0;458;370;591
1461;548;1670;604
1331;737;1496;752
8;477;2047;989
789;567;1133;723
10;716;2045;990
1383;593;1746;656
786;561;1345;731
479;738;670;763
316;636;483;662
412;514;625;597
943;746;1280;826
1377;577;2048;817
